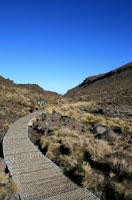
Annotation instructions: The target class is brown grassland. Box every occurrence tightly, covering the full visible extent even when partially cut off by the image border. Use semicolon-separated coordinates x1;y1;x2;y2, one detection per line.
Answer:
30;101;132;200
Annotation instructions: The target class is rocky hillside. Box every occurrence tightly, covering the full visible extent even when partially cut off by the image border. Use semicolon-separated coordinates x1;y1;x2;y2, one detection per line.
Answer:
65;62;132;106
0;75;60;132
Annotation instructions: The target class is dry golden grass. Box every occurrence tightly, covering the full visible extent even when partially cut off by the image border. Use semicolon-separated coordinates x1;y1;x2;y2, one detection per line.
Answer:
63;101;98;110
40;126;112;191
81;162;104;189
86;139;112;161
111;180;132;200
45;101;98;119
56;127;79;138
0;173;9;183
80;113;130;132
35;101;132;199
111;157;128;172
45;101;131;133
128;165;132;174
59;155;78;171
0;81;60;131
81;113;106;125
0;173;18;200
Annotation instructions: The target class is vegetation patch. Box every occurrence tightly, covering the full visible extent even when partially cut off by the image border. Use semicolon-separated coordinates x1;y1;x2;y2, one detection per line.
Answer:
29;101;132;200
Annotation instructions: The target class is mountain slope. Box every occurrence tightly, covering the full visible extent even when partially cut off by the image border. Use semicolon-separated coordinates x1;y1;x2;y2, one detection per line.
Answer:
65;62;132;106
0;76;60;131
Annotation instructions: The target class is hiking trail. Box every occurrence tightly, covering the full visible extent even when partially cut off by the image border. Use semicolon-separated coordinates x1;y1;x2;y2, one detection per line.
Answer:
3;112;99;200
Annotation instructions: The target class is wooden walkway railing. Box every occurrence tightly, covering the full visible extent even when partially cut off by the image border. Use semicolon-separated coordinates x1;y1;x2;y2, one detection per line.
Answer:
3;112;100;200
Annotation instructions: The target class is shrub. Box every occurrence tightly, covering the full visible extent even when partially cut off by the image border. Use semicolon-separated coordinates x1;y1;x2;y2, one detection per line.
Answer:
0;173;18;200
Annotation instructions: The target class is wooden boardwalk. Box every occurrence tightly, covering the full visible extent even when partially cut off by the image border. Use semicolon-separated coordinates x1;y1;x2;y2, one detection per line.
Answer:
3;112;100;200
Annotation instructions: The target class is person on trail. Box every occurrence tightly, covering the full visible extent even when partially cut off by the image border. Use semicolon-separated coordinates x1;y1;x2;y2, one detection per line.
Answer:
41;100;45;109
56;99;60;104
38;100;41;107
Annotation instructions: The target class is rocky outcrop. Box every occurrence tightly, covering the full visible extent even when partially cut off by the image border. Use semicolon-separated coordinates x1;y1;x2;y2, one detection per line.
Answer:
29;111;85;145
93;123;113;139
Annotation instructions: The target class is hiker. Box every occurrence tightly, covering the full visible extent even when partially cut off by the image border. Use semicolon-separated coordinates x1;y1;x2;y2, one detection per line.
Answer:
41;100;45;109
56;99;60;104
38;100;41;107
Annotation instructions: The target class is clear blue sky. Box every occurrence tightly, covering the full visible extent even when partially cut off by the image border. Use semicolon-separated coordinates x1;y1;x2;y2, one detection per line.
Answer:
0;0;132;94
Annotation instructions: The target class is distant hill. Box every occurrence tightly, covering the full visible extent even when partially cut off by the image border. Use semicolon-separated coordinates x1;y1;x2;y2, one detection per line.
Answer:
0;76;60;131
0;76;59;100
65;62;132;106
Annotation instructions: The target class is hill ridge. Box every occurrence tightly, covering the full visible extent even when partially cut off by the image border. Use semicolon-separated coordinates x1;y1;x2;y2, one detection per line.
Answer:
79;62;132;88
65;62;132;106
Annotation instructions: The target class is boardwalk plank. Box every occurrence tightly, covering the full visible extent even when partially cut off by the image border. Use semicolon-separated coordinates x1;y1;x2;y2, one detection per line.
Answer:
3;112;100;200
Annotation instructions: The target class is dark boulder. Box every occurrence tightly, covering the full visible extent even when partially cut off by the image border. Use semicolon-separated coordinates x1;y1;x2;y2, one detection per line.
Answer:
38;120;51;130
92;108;104;115
80;107;104;115
93;123;113;139
32;120;39;129
40;113;46;121
93;123;111;134
52;110;61;120
112;126;122;134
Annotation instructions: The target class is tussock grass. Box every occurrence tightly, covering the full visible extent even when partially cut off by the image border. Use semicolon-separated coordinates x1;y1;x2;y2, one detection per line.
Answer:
111;157;128;172
86;140;112;161
0;173;18;200
40;126;112;190
82;162;104;190
45;101;131;132
37;101;131;198
111;180;132;200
